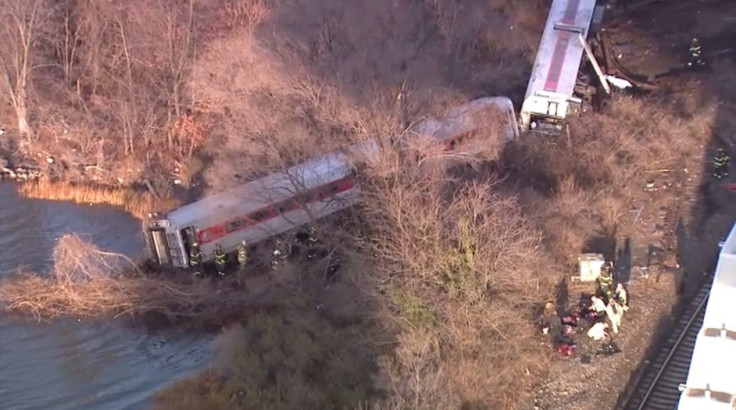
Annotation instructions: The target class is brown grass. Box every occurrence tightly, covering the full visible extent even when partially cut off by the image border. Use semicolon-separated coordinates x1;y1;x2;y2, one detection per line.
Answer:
152;299;377;410
343;137;552;408
17;179;179;219
0;235;241;321
510;92;715;268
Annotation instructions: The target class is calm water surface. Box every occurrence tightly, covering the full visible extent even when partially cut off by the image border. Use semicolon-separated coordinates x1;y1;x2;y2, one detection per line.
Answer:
0;183;212;410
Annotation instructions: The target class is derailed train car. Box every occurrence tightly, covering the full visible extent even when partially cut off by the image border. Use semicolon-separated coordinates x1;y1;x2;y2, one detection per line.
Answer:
519;0;609;133
143;97;518;268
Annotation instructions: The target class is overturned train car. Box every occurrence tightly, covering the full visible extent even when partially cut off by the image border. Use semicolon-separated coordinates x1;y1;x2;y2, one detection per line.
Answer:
143;97;518;268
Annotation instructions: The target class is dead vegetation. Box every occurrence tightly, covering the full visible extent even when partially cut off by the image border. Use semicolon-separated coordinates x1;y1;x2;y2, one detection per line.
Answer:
1;0;729;409
152;300;377;410
17;179;179;219
0;234;243;321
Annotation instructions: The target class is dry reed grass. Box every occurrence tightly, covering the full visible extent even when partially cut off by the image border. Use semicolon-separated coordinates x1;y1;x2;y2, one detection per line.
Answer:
17;179;179;219
0;235;239;321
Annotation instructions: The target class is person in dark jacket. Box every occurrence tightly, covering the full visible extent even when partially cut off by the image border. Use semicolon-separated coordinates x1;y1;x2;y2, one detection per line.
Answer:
688;38;706;68
214;244;227;277
714;147;730;179
189;242;203;277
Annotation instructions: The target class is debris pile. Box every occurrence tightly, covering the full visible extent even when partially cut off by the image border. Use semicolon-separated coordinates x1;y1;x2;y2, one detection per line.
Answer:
540;260;629;359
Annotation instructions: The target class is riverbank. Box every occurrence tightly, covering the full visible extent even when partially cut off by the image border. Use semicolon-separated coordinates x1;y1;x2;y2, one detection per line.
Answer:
16;180;179;220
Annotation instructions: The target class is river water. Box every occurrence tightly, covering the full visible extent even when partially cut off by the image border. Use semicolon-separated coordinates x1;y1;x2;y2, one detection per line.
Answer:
0;183;212;410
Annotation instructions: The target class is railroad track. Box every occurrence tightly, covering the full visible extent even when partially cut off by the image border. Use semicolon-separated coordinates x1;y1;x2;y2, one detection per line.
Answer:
619;278;712;410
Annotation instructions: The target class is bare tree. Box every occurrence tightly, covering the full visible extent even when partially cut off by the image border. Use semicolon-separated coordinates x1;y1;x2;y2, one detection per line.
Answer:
161;0;196;150
0;0;52;141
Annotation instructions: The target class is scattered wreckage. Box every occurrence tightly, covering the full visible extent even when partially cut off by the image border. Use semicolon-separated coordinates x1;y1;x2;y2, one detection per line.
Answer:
541;253;629;358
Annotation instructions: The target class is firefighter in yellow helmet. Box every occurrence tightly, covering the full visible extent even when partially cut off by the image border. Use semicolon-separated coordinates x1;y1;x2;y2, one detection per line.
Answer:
597;262;614;302
189;242;203;277
214;243;227;277
688;38;705;68
714;147;730;179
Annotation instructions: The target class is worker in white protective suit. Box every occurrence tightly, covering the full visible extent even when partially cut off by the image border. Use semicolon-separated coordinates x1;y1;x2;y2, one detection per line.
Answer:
606;298;623;335
590;295;607;314
587;321;609;341
615;283;629;311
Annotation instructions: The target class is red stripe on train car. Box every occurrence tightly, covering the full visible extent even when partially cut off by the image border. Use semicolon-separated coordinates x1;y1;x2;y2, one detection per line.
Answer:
196;176;357;245
543;0;580;93
443;130;476;151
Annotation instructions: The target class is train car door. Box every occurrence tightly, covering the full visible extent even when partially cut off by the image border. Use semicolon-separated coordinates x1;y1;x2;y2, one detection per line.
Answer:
180;226;197;257
149;227;172;266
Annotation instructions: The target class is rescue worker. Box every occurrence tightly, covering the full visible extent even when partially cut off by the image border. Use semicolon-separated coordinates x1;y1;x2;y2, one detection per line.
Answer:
189;242;203;277
237;240;248;274
605;298;623;334
306;226;319;259
713;148;730;179
587;321;608;341
271;239;290;270
307;225;319;247
590;295;607;315
597;262;614;302
615;283;630;311
214;243;227;277
688;38;705;68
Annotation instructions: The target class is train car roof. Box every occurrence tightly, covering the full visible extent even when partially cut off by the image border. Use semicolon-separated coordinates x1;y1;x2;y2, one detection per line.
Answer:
678;221;736;410
166;151;353;228
523;0;597;100
412;97;518;142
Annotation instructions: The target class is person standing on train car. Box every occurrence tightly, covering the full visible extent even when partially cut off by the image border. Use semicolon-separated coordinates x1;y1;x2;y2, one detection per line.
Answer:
214;244;227;277
189;242;203;277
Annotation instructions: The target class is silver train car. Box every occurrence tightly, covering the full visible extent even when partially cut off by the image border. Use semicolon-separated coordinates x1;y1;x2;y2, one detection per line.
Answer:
519;0;608;132
143;97;518;268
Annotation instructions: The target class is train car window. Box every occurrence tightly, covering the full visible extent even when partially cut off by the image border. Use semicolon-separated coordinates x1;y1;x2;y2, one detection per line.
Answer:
226;218;245;233
251;211;267;221
331;184;340;193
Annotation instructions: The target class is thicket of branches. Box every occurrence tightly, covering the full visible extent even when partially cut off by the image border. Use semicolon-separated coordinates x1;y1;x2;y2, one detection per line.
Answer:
1;0;724;408
0;234;248;321
0;0;208;185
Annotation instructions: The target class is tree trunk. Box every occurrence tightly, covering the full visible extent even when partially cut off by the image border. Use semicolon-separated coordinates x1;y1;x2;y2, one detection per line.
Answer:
15;89;32;142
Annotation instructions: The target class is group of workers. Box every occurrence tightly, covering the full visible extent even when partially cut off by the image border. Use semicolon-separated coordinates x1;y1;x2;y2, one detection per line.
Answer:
188;241;249;278
187;226;321;278
685;40;732;180
541;262;630;357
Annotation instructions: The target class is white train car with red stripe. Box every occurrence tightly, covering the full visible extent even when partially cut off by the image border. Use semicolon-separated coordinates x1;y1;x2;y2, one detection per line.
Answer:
143;97;518;268
520;0;608;132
